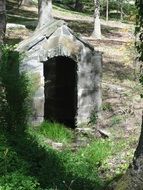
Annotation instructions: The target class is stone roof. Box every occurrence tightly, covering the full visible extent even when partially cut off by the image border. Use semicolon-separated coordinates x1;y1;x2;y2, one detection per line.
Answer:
17;19;94;56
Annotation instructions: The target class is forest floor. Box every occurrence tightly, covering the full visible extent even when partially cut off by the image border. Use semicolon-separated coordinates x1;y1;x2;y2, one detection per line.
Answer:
5;1;143;189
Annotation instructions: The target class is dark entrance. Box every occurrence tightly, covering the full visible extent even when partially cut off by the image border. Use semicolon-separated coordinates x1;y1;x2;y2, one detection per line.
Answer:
44;56;77;127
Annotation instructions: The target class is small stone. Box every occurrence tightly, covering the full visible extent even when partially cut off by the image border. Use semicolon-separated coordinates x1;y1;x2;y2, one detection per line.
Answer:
52;142;63;150
98;129;111;138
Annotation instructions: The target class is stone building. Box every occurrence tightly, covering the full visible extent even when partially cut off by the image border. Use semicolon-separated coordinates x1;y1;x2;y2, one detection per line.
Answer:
17;20;102;127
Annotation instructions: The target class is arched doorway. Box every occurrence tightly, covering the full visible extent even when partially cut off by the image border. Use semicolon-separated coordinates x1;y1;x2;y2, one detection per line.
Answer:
44;56;77;127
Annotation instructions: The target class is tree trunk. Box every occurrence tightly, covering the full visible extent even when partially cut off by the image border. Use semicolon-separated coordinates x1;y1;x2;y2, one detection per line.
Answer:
0;0;6;61
22;0;33;6
115;113;143;190
36;0;53;29
74;0;83;11
120;4;123;21
92;0;101;39
106;0;109;21
0;0;6;43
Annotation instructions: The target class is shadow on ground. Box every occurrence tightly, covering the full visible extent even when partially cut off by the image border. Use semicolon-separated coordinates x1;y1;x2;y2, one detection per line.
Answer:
103;59;134;82
7;1;38;18
4;37;22;45
7;0;37;30
68;21;122;38
6;131;104;190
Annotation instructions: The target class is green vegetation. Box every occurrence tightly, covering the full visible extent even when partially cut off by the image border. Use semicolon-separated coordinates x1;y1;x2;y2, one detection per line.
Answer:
110;115;123;126
77;140;112;166
0;130;40;190
102;102;113;111
0;45;31;133
0;123;132;190
0;129;112;190
34;121;74;144
0;0;141;189
54;0;136;21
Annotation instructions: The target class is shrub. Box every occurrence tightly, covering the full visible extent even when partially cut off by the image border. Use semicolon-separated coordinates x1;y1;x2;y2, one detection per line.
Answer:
0;172;40;190
0;45;31;133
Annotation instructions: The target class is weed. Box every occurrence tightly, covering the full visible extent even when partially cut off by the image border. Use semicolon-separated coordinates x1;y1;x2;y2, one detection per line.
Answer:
110;115;123;126
89;111;98;125
102;102;113;111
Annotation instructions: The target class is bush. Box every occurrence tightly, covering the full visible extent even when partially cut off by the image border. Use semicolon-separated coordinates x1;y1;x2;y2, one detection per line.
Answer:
0;172;40;190
0;45;31;133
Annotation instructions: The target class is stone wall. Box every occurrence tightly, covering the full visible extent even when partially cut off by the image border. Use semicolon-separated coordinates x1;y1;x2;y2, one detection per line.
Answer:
17;20;102;127
77;49;102;125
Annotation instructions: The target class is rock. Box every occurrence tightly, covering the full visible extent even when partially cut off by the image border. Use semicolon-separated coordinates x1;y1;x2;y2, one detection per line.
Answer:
52;142;63;150
7;23;26;29
97;129;111;138
75;127;95;136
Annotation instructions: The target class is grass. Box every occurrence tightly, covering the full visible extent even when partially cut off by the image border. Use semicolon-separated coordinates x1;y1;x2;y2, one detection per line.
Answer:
53;4;91;17
0;122;127;190
34;121;74;144
75;140;113;169
0;123;134;190
29;124;131;185
0;128;106;190
0;121;136;190
0;130;40;190
110;115;123;126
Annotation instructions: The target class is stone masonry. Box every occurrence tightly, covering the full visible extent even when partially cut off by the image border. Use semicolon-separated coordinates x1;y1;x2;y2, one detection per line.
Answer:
17;20;102;127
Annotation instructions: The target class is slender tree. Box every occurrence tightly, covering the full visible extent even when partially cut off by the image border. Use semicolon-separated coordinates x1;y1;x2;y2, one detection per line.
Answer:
74;0;83;11
22;0;33;6
0;0;6;43
92;0;101;39
120;0;123;21
115;1;143;189
36;0;53;29
106;0;109;21
0;0;6;60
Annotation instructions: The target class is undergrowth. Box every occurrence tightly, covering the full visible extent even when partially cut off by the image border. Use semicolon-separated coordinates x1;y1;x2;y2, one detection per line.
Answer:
0;45;31;133
0;130;41;190
0;129;105;190
0;124;132;190
35;121;74;144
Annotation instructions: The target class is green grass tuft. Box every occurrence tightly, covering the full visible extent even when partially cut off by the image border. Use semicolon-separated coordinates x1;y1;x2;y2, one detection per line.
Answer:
78;139;112;167
38;121;74;144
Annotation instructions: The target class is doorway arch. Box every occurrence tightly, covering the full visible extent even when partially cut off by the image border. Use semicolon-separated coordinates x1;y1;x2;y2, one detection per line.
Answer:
44;56;77;127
